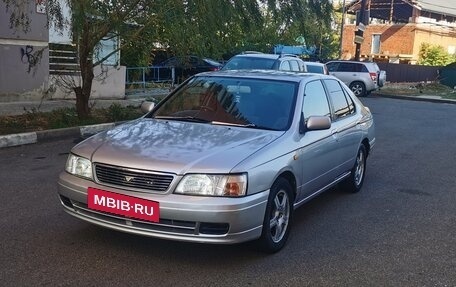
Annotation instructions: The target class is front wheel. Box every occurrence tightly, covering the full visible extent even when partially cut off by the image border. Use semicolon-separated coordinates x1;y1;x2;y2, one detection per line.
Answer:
258;178;293;253
349;81;367;97
341;145;367;193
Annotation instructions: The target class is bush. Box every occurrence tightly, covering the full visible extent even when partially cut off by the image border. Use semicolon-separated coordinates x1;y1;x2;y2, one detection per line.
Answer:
0;105;143;136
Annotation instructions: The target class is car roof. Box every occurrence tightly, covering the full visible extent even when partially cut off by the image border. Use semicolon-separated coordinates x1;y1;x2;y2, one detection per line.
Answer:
193;69;333;83
231;53;300;60
326;60;376;65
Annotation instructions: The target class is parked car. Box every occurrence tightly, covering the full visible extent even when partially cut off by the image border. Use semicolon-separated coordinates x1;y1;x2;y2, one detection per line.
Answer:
326;60;386;96
303;62;328;74
58;70;375;253
157;56;222;83
221;52;307;72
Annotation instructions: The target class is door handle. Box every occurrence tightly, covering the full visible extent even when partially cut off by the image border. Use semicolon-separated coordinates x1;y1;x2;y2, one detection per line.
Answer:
331;129;340;142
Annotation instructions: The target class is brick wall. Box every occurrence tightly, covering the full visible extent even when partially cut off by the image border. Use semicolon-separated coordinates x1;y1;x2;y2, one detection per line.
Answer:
342;24;415;59
342;23;456;63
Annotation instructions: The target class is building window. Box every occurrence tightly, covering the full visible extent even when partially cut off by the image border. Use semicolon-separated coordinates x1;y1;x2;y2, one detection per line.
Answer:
371;34;381;54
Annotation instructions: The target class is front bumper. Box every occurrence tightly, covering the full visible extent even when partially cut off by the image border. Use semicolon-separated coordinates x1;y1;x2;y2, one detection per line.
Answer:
57;172;269;244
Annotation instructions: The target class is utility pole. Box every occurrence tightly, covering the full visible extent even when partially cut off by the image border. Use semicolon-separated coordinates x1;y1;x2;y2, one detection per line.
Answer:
354;0;368;60
339;0;346;59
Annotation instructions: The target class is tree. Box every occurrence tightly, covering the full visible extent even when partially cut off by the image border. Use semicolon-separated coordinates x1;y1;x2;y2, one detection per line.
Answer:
4;0;165;119
150;0;334;58
418;43;456;66
3;0;335;118
61;0;169;119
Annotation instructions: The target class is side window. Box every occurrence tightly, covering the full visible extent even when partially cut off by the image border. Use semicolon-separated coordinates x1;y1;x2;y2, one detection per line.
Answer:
326;62;339;72
338;63;355;72
324;79;352;119
280;61;291;71
342;87;356;114
357;63;368;72
289;60;300;72
303;80;331;121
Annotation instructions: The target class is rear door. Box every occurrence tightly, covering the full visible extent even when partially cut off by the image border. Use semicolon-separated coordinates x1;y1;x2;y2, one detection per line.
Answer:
323;79;362;176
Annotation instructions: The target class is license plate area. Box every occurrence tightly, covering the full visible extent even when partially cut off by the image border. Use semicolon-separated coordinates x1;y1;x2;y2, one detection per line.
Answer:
87;187;159;223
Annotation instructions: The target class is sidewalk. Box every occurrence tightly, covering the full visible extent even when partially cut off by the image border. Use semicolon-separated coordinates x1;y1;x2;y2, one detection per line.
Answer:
1;92;455;149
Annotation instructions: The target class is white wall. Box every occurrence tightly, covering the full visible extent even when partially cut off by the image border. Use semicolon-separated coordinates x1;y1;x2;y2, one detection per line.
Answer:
49;65;126;99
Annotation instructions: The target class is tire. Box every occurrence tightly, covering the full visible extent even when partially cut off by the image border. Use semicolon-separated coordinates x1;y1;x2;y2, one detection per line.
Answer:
258;178;294;253
349;81;367;97
341;145;367;193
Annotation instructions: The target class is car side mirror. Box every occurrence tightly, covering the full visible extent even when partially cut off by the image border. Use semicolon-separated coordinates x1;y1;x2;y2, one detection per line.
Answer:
307;116;331;130
140;101;155;114
301;115;331;133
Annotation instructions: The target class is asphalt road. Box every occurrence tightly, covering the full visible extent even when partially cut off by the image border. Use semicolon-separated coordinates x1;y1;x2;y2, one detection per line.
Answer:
0;97;455;286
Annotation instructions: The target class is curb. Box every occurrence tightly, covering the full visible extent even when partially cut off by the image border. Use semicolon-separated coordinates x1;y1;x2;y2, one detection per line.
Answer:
372;92;456;105
0;122;118;149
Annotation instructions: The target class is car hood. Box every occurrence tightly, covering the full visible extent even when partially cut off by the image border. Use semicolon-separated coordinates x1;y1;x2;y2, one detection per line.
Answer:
74;119;282;175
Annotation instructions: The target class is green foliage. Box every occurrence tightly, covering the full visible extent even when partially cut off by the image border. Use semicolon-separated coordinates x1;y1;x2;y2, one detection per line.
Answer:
418;43;456;66
137;0;335;60
2;0;338;118
0;105;142;135
3;0;336;63
104;103;142;122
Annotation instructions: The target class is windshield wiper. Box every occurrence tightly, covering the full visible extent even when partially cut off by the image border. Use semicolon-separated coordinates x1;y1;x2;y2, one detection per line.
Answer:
211;121;257;127
211;121;277;130
153;115;211;123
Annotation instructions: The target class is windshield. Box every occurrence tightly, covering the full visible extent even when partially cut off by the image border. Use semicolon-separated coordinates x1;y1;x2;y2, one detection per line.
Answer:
221;57;277;70
151;76;297;131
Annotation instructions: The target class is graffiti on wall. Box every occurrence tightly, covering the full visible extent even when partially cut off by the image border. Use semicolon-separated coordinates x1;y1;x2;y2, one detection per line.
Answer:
20;45;38;73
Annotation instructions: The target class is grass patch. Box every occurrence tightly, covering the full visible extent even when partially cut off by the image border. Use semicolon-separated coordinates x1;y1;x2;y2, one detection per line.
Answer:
0;104;143;136
378;83;456;100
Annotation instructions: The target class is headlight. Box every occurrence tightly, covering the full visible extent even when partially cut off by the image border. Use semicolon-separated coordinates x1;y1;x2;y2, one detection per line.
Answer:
175;174;247;197
65;154;93;179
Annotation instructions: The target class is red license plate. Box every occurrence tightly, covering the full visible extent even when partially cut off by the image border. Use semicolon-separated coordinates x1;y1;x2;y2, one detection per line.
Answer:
87;187;160;223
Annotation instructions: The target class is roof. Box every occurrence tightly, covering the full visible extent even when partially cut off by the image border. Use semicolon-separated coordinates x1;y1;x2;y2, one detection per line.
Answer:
232;53;281;59
231;53;301;59
346;0;456;22
413;0;456;17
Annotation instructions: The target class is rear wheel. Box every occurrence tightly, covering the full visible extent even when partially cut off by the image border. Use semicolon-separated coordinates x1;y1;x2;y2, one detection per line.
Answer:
349;81;367;97
341;145;367;193
258;178;293;253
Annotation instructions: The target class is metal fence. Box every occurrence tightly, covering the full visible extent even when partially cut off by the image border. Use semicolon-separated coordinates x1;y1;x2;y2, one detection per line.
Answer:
125;66;175;89
377;63;441;83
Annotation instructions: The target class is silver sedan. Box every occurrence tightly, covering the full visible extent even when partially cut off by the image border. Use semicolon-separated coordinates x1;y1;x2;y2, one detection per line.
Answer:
58;70;375;253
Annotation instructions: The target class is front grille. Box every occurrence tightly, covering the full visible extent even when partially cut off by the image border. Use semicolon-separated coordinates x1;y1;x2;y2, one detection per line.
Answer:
94;164;174;192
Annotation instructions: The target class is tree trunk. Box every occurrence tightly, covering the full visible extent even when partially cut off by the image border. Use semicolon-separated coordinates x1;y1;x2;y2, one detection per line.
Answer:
75;17;95;120
74;86;89;119
74;61;94;120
